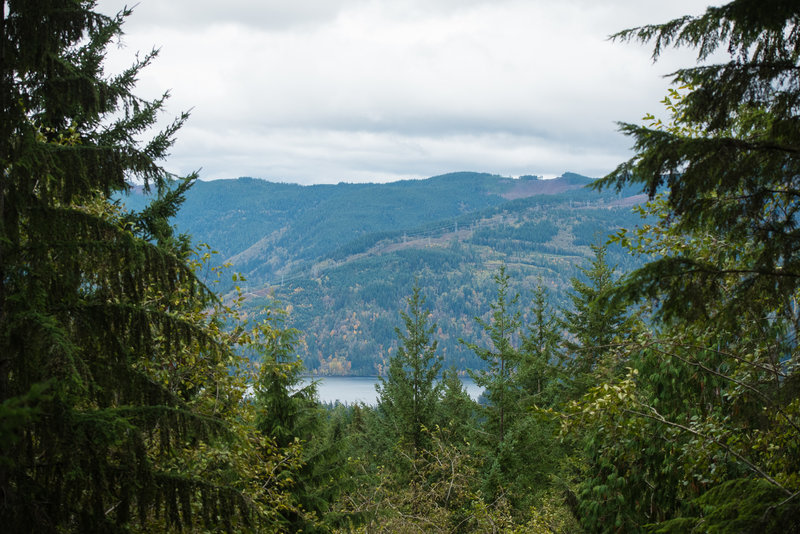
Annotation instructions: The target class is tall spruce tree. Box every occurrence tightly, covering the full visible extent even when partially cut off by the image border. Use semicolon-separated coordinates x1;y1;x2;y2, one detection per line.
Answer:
254;311;319;451
0;2;280;530
597;0;800;324
376;283;443;453
437;366;476;443
569;1;800;530
463;267;564;509
462;265;521;444
562;245;628;398
253;308;352;533
519;281;563;407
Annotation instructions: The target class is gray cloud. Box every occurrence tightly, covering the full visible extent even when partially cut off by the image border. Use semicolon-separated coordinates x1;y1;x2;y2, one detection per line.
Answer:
98;0;714;184
111;0;354;31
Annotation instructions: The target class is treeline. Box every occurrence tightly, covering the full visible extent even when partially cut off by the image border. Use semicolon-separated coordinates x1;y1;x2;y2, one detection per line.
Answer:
124;172;518;274
302;257;622;532
251;227;800;532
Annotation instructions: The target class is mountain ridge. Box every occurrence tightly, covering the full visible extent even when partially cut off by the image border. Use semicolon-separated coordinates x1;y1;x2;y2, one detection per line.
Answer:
122;171;648;374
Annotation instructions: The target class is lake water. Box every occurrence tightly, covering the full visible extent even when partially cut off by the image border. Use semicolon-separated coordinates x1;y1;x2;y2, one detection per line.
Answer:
301;376;483;405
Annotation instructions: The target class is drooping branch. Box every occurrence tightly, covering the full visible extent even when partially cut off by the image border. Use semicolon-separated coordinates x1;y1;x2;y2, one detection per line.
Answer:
623;403;791;495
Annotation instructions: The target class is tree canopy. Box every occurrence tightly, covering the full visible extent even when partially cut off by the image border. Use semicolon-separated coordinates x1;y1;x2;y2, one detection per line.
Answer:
0;2;295;531
597;0;800;324
578;1;800;530
376;283;443;453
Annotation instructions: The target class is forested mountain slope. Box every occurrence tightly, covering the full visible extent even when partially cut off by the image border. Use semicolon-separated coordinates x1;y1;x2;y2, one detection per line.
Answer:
123;172;647;374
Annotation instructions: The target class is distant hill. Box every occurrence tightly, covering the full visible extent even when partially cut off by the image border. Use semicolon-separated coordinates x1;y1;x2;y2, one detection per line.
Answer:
121;172;648;375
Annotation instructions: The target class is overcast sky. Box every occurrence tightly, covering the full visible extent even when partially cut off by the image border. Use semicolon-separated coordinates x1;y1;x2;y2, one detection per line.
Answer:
97;0;714;184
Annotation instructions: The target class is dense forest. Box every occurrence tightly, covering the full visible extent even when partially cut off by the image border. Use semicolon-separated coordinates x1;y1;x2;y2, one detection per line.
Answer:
122;173;649;374
2;1;799;533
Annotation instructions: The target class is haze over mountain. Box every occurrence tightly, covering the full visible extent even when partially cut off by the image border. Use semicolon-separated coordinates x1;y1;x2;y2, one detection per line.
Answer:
123;172;648;374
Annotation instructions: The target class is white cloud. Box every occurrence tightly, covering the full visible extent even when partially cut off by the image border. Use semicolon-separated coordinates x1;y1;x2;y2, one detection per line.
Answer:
98;0;715;184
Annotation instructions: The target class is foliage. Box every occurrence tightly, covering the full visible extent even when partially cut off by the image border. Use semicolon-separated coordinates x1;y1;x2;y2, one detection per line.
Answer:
547;3;800;531
650;478;800;533
462;265;522;445
519;281;563;406
253;306;361;533
562;245;632;398
254;309;318;449
437;366;477;443
597;0;800;324
376;283;443;454
0;2;298;531
337;425;522;534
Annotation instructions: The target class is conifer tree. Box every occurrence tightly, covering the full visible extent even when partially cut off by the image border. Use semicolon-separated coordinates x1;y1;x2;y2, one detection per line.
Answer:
254;310;319;450
597;0;800;323
463;268;565;509
0;2;285;530
565;1;800;530
519;281;563;407
376;283;443;453
252;308;352;533
437;366;476;443
462;265;521;444
562;245;628;397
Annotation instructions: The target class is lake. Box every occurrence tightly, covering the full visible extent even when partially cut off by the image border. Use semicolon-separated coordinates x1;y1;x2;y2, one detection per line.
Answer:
301;376;483;405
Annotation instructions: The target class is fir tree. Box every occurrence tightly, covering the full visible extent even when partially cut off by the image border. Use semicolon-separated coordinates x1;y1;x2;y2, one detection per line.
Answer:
437;366;476;443
376;283;443;453
254;310;319;450
252;308;352;533
562;245;628;397
519;280;563;407
0;2;282;530
597;0;800;324
462;265;521;444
